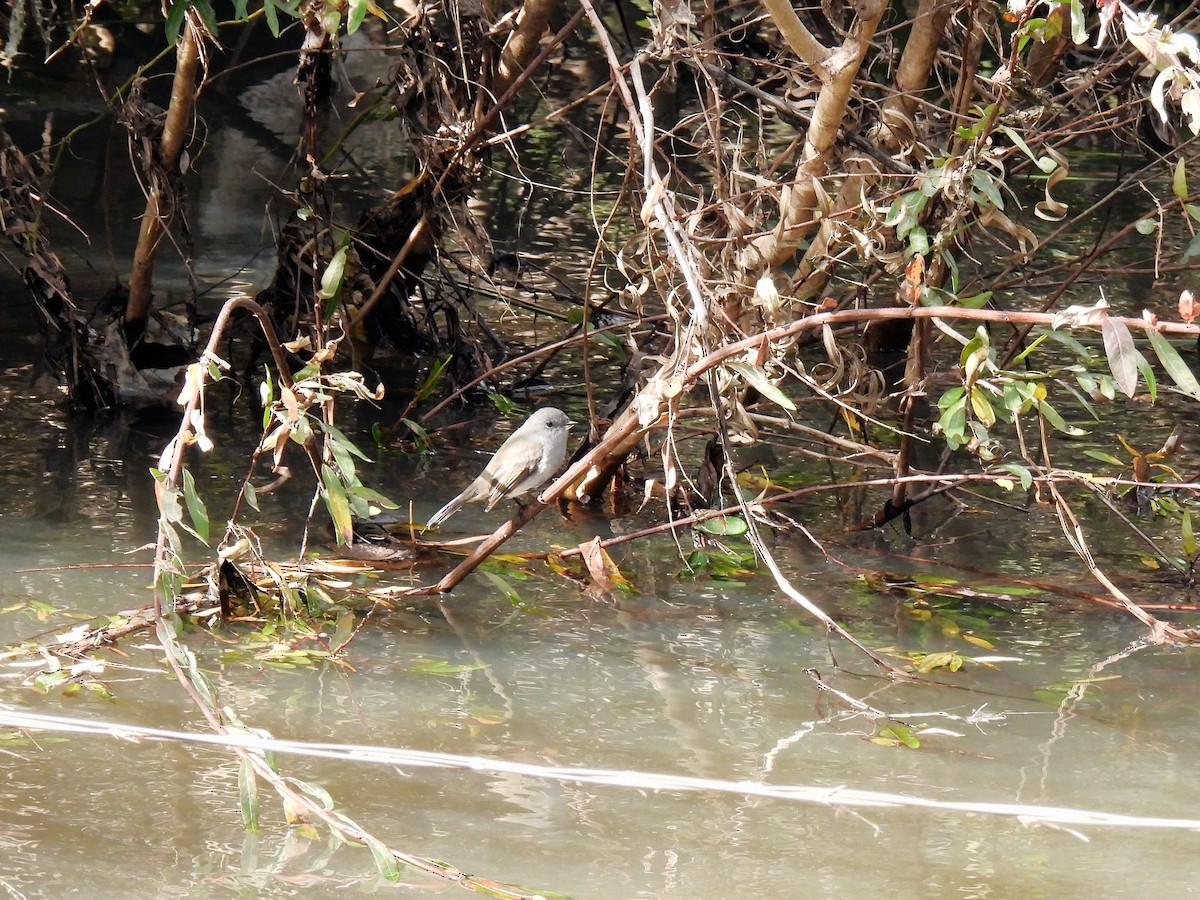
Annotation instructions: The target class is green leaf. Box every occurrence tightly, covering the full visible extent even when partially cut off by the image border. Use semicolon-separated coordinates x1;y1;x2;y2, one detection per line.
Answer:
726;361;797;411
416;358;448;402
969;387;996;428
326;435;358;485
1036;400;1086;436
192;0;218;34
318;246;348;319
239;758;260;833
286;777;334;810
1135;218;1158;235
957;290;993;309
158;478;184;525
914;650;964;673
346;484;399;510
348;0;369;32
320;464;353;545
401;418;431;451
937;386;966;410
363;834;402;882
1175;158;1189;200
998;462;1033;491
1100;317;1138;398
407;658;489;676
1082;449;1125;466
997;125;1057;173
164;0;186;45
480;570;521;604
489;394;517;414
1145;329;1200;400
263;0;281;36
181;469;210;545
242;481;260;512
1137;353;1158;402
321;422;372;461
907;226;930;256
970;169;1005;209
878;723;921;748
696;514;748;536
1184;510;1196;558
32;670;71;694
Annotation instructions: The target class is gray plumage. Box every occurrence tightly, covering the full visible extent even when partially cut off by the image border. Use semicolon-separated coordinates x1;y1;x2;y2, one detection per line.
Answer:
425;408;574;528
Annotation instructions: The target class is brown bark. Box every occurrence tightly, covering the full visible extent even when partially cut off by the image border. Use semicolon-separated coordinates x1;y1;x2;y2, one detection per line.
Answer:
876;0;955;151
493;0;561;98
125;17;203;334
746;0;886;269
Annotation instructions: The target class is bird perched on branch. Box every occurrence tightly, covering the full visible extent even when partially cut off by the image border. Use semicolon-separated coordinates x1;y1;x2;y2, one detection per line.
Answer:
424;407;574;528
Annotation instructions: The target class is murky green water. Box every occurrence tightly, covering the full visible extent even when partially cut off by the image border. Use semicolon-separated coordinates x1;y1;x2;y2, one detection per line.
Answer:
4;32;1200;900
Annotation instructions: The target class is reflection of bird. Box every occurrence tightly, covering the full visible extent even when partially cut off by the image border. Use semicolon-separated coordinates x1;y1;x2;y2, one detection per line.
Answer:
425;408;574;528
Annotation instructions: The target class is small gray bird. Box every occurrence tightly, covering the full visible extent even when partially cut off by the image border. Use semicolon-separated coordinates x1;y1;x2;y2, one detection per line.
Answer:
425;408;574;528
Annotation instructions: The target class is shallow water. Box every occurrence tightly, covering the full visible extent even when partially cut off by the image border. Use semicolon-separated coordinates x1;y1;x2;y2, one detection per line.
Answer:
3;512;1200;899
3;346;1200;900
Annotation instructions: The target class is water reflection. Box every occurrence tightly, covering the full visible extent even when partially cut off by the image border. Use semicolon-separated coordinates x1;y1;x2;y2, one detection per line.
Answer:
3;47;1200;900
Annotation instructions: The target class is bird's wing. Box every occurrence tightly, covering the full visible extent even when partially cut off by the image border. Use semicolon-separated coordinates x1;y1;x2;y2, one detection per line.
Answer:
480;458;542;510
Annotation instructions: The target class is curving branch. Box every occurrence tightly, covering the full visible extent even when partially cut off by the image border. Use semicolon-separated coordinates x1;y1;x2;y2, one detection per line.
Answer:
746;0;886;268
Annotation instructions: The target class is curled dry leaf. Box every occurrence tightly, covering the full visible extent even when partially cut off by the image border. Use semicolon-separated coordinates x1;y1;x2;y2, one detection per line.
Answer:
1179;289;1198;323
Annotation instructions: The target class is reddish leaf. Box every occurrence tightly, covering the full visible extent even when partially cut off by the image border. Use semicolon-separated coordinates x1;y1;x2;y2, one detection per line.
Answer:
1179;289;1198;323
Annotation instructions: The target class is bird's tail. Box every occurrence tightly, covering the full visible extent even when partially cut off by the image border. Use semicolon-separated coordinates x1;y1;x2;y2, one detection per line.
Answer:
425;492;467;529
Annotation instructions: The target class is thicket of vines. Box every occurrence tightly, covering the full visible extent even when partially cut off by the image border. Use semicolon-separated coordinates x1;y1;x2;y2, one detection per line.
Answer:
5;0;1200;638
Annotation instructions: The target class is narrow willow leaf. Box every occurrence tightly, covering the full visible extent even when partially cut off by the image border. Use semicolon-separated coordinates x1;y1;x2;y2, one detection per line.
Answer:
1175;157;1189;200
1036;400;1086;436
998;462;1033;491
326;437;358;485
263;0;281;36
1184;510;1196;559
242;481;259;512
879;723;921;749
726;361;797;412
962;634;996;651
286;777;335;810
1136;353;1157;401
347;485;398;508
320;465;353;545
415;358;447;402
1145;329;1200;400
181;469;210;544
319;247;348;303
1100;317;1138;398
164;0;187;44
239;758;260;833
363;834;402;882
1082;449;1125;467
481;569;521;604
321;422;372;461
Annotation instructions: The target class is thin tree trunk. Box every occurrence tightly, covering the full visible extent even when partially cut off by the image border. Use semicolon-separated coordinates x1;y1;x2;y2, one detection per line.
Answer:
125;18;202;335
